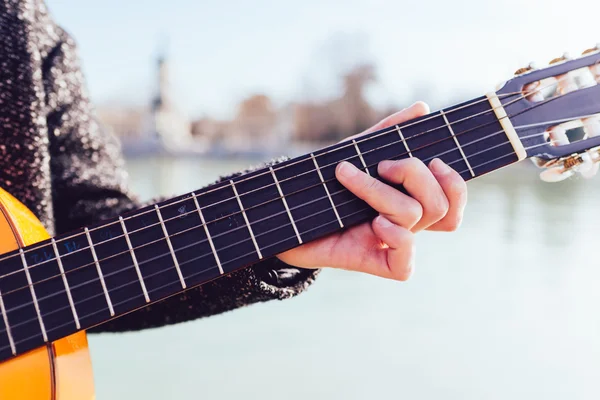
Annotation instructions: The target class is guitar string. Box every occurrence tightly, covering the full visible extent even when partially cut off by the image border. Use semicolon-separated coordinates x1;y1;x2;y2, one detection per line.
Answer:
0;74;567;264
0;78;582;290
0;76;562;274
0;115;518;286
0;70;575;273
0;131;525;319
0;110;507;272
0;76;586;319
0;106;532;289
0;114;566;317
0;137;555;349
0;94;514;263
0;73;592;322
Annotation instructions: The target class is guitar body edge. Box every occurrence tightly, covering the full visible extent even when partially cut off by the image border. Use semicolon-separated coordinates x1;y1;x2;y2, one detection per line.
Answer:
0;187;95;400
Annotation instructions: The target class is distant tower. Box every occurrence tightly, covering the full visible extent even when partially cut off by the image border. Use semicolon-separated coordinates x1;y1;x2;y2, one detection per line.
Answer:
150;41;191;148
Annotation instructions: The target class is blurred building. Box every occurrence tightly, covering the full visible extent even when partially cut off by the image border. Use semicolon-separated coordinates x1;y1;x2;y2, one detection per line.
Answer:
150;53;193;149
97;50;200;155
97;52;388;156
292;64;380;143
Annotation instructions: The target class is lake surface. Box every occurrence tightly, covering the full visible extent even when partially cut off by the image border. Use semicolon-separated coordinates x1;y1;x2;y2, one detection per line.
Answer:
88;155;600;400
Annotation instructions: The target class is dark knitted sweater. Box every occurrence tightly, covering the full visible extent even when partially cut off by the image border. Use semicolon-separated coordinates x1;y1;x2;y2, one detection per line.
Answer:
0;0;319;332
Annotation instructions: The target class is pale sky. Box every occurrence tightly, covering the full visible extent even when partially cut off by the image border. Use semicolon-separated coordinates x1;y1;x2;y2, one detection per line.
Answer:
46;0;600;120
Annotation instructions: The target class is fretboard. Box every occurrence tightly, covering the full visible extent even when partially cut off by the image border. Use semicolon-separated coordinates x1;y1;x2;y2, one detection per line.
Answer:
0;94;521;362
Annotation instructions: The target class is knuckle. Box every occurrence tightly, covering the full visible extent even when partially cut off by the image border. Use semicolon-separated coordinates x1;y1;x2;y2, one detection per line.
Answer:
449;212;464;231
437;213;463;232
363;176;380;193
391;233;415;281
379;159;402;175
448;174;468;198
408;200;424;224
430;196;450;220
404;157;426;175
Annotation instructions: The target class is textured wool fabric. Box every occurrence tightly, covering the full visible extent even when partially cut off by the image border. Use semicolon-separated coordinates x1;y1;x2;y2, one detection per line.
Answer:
0;0;319;333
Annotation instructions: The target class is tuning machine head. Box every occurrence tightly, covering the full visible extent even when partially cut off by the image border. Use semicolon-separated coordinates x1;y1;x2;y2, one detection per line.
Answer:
549;52;571;65
582;44;600;55
537;149;600;182
514;62;537;76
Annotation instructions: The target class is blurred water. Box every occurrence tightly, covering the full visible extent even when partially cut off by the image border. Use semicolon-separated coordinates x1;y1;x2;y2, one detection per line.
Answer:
88;156;600;400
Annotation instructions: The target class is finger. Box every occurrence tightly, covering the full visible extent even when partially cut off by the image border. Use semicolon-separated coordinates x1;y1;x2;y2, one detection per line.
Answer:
369;215;415;281
426;158;468;232
377;158;449;232
336;161;423;229
344;101;430;141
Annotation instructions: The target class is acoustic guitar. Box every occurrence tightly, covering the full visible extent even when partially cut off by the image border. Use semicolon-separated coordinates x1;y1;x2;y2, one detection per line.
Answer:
2;46;600;399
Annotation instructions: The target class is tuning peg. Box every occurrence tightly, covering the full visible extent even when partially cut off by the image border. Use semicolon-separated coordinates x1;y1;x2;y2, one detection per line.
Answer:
582;44;600;55
539;165;575;182
514;62;536;76
539;154;583;182
549;52;571;65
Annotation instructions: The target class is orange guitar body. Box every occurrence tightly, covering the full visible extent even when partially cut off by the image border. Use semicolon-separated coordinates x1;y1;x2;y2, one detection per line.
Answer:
0;187;95;400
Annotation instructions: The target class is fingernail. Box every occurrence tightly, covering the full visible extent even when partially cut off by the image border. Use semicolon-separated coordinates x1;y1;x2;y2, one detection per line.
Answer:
338;161;358;178
430;158;452;175
376;215;393;228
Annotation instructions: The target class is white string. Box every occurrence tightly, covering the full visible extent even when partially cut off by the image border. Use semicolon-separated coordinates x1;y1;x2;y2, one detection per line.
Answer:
2;130;554;330
0;133;557;351
0;122;519;298
0;71;570;283
0;84;546;281
0;81;558;268
0;82;579;299
0;128;569;346
9;123;558;305
0;203;379;350
0;76;587;350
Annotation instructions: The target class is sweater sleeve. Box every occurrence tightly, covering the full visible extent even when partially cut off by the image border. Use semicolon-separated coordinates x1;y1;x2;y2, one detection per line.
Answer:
43;22;320;332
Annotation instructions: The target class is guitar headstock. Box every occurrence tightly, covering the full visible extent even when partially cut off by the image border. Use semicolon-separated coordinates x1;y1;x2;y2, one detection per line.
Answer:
497;45;600;182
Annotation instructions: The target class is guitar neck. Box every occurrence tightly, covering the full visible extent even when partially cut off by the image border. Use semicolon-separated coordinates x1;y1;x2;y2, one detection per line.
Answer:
0;93;523;362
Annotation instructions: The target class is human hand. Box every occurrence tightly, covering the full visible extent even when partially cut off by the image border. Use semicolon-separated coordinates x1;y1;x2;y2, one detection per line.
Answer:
276;102;467;281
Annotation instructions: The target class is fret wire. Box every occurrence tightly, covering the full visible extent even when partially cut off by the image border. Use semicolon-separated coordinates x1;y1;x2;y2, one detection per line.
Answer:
5;81;566;273
270;167;302;244
1;202;380;351
4;87;540;298
0;94;522;274
2;178;375;326
395;125;413;157
192;192;224;275
19;249;47;342
311;153;344;228
1;92;525;267
352;139;370;175
30;135;518;319
440;110;475;177
445;139;512;170
51;238;80;330
455;151;517;178
154;205;186;289
118;217;150;303
1;84;570;356
0;136;519;329
230;180;263;259
0;126;516;307
0;289;15;354
0;138;520;342
85;228;115;316
0;126;518;302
